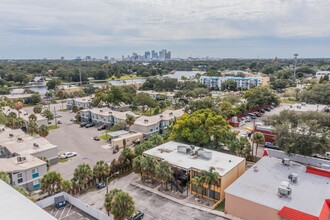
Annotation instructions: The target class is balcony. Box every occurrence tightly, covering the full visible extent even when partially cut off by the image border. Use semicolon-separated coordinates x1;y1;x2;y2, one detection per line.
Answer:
32;173;39;178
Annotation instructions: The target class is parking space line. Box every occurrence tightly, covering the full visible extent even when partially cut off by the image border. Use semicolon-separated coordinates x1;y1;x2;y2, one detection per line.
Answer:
55;209;60;218
59;207;66;219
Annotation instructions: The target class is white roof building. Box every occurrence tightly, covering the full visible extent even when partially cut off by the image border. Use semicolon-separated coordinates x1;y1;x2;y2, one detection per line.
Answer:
0;180;56;220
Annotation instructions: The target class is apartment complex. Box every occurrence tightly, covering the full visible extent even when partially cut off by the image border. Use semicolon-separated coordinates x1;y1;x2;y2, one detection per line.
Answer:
200;76;262;90
67;96;93;110
2;106;48;126
80;107;139;127
143;141;246;202
137;90;177;105
0;180;56;220
0;127;58;191
109;130;143;148
1;155;47;191
130;109;184;137
225;153;330;220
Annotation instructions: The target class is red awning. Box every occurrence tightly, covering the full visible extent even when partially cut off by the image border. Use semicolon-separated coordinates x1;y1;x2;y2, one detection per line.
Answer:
306;166;330;178
278;206;319;220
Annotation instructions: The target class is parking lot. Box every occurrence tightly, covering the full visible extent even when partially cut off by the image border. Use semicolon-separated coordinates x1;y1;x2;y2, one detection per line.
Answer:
45;204;96;220
24;104;120;179
78;173;227;220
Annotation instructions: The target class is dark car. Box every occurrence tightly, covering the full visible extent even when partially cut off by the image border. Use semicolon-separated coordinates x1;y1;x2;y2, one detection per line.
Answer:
264;108;271;112
96;181;106;189
247;113;257;119
264;142;280;150
259;109;266;113
130;211;144;220
97;124;106;131
93;136;100;141
85;123;95;128
113;146;119;154
80;122;88;127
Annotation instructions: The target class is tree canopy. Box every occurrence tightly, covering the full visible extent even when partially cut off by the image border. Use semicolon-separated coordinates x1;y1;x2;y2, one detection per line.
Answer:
243;86;279;109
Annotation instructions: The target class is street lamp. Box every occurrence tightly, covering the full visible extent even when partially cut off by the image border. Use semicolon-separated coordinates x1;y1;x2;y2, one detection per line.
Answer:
106;171;119;194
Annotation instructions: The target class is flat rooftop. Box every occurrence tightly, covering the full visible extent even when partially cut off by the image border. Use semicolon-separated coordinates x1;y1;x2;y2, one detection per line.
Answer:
0;155;46;172
0;180;56;220
83;107;139;119
134;109;184;126
225;157;330;216
143;141;245;176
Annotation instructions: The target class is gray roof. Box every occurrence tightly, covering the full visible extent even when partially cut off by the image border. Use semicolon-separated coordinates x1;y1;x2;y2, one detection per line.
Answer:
225;157;330;216
109;130;129;138
0;180;56;220
143;141;245;176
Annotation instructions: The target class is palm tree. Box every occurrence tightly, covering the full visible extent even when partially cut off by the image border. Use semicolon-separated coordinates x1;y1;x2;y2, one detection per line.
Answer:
192;176;203;198
27;121;39;135
125;114;135;131
38;156;50;171
201;167;220;200
14;101;23;117
155;160;172;189
148;135;164;145
38;124;49;137
61;180;72;193
119;148;135;165
104;189;135;220
5;117;15;129
132;155;144;180
93;160;109;182
41;171;63;195
72;105;79;113
73;163;93;190
141;156;158;183
57;90;67;110
13;117;25;129
104;188;122;216
28;114;37;122
252;132;265;159
33;105;43;114
42;109;54;122
0;171;10;184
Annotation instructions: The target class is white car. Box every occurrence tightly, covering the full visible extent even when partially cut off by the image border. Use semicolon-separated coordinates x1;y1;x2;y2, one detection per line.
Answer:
59;152;77;159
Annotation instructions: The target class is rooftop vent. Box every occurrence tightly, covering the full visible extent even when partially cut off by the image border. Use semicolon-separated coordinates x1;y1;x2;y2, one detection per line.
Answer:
278;181;291;198
100;110;103;112
288;173;298;183
17;137;23;142
33;143;39;148
253;166;259;172
282;158;290;166
144;119;149;123
169;112;173;116
17;156;26;163
109;111;112;114
177;145;192;154
9;134;14;137
160;115;163;118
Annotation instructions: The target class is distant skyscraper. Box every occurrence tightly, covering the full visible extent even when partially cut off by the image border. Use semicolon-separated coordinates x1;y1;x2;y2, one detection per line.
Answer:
104;56;108;60
144;51;151;59
60;56;64;60
151;50;158;59
165;51;171;60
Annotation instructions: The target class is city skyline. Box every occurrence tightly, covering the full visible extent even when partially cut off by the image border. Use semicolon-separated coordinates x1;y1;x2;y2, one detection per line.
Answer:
1;0;330;59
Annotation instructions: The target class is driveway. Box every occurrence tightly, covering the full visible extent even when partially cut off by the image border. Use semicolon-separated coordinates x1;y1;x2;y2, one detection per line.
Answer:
78;173;227;220
45;111;119;179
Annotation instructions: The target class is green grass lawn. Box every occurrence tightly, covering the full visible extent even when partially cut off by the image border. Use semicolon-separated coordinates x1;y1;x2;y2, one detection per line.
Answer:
58;109;67;112
48;125;59;130
59;158;68;163
98;133;110;141
215;200;225;212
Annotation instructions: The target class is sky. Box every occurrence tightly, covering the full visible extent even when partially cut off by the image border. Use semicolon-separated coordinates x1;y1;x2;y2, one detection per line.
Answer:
1;0;330;59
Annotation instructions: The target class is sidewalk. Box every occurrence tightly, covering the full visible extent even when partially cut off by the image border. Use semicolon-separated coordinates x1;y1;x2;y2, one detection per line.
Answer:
130;181;241;220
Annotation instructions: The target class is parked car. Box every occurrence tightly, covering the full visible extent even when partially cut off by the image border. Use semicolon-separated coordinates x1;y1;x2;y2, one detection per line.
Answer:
264;142;280;150
48;121;52;124
247;113;257;119
93;136;100;141
130;211;144;220
96;181;106;189
85;123;95;128
59;152;77;159
270;106;275;109
70;117;77;122
80;122;88;127
264;108;271;112
97;124;106;131
57;120;62;124
113;146;119;154
259;109;266;113
245;116;252;122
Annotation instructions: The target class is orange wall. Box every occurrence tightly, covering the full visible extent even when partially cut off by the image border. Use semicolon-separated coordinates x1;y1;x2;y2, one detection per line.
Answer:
225;194;280;220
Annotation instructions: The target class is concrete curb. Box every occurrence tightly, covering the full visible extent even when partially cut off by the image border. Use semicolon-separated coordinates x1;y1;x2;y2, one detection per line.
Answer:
130;181;238;220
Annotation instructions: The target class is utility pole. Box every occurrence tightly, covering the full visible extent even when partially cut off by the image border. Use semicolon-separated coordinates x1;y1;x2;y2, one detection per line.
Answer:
79;66;82;87
54;107;57;126
293;53;299;82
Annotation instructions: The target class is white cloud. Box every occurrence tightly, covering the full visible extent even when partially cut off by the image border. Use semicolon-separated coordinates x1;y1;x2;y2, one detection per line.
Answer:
0;0;330;49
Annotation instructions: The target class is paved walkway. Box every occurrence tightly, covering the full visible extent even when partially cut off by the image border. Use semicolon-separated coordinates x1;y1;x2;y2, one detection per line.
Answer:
130;181;241;220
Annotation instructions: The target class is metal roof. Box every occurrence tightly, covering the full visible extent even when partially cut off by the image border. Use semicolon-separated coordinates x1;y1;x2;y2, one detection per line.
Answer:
225;157;330;216
0;180;56;220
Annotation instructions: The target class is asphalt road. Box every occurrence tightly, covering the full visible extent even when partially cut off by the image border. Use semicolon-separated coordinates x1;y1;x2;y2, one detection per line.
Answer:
43;110;119;180
78;173;227;220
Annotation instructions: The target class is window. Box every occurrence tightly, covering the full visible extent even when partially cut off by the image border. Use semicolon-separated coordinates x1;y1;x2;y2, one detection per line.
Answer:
150;128;153;133
156;127;158;130
209;189;215;199
17;173;23;184
32;168;38;174
33;179;40;189
215;192;220;200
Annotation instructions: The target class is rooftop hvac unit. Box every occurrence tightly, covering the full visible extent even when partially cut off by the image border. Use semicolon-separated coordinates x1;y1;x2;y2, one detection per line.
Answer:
288;173;298;183
177;145;192;154
278;185;292;197
144;119;149;123
318;163;330;170
9;134;14;137
17;137;23;141
33;143;39;148
17;156;26;163
282;158;290;166
197;149;212;160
